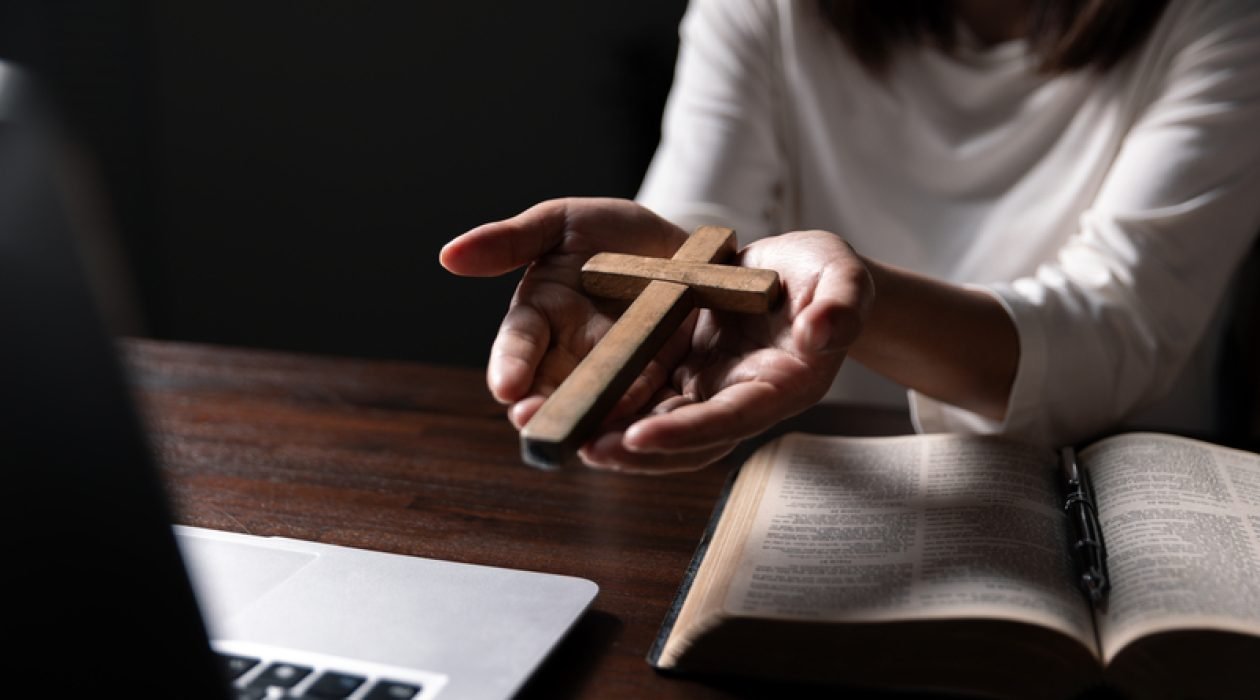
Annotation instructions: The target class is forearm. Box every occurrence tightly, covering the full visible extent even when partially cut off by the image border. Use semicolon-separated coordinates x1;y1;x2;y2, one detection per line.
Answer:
848;257;1019;421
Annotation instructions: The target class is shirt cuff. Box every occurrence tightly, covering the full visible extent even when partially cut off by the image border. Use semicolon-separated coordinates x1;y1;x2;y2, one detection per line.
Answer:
908;282;1052;445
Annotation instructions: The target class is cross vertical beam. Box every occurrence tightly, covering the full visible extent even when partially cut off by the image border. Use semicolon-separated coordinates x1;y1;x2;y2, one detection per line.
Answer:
520;226;778;469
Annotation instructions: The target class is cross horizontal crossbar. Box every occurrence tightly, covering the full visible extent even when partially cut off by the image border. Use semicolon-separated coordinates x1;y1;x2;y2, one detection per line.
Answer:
582;253;780;314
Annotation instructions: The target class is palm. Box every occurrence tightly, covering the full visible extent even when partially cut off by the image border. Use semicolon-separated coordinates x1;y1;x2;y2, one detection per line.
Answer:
648;234;857;437
675;309;820;407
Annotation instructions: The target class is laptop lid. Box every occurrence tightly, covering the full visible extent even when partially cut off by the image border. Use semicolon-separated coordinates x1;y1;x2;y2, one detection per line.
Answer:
2;64;598;700
1;64;231;697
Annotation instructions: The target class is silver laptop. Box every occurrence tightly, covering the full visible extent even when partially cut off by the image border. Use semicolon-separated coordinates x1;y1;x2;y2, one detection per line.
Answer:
1;63;596;700
177;527;596;700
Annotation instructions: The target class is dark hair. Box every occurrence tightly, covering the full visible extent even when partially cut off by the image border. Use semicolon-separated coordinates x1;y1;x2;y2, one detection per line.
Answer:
816;0;1171;75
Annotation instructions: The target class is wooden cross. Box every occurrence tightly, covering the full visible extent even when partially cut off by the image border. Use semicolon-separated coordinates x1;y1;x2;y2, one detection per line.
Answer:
520;226;781;469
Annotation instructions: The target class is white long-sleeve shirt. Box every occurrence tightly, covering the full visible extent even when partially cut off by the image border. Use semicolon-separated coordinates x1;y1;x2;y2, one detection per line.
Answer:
637;0;1260;447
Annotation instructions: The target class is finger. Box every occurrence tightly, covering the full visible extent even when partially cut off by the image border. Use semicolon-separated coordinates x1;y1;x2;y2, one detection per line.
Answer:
487;303;552;403
602;315;695;423
738;232;873;358
621;381;801;453
513;392;732;473
579;388;729;473
442;198;692;277
604;359;673;424
509;333;688;439
579;430;734;474
439;200;573;277
507;396;546;430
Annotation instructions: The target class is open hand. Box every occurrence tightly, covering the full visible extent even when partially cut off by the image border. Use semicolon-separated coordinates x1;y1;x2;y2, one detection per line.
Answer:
440;198;873;473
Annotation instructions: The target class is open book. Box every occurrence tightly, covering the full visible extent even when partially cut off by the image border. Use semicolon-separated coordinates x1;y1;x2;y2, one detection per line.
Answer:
649;432;1260;699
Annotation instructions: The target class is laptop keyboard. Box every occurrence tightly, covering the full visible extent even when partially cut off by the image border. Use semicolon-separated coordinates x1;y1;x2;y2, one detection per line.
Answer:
221;652;423;699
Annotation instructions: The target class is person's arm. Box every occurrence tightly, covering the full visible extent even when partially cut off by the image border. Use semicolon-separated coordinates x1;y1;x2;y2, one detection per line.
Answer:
849;260;1019;422
908;0;1260;447
445;2;1260;471
636;0;786;244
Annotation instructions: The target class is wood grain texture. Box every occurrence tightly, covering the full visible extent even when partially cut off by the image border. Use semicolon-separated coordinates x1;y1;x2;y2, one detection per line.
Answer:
582;254;781;314
520;226;740;469
521;280;694;469
123;338;914;699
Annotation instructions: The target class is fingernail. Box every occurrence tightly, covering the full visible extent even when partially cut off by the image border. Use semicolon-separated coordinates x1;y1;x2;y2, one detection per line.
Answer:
591;432;623;455
581;433;624;469
488;366;517;403
624;424;658;453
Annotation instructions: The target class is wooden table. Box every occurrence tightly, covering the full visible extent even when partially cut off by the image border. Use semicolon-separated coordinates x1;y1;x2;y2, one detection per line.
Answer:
123;338;914;699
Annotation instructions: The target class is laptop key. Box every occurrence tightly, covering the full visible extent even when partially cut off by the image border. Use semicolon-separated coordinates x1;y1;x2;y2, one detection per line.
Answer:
238;685;304;699
219;653;261;680
298;670;366;698
361;681;422;700
219;654;260;679
245;662;313;691
233;689;271;700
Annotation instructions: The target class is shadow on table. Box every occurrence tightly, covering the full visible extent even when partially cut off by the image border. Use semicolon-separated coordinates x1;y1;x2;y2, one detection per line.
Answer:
518;609;623;699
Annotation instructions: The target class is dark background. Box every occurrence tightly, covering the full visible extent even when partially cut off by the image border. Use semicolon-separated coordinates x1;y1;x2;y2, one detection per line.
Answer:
2;1;687;366
5;1;1259;441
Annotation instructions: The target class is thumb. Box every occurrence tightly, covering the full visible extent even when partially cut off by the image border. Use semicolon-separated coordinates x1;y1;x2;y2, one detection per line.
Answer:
793;257;872;357
439;200;571;277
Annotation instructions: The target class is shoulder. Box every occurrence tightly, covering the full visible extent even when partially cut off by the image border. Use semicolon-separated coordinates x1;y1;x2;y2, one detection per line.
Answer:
681;0;783;38
679;0;854;80
680;0;830;53
1167;0;1260;31
675;0;806;82
1101;0;1260;119
1145;0;1260;63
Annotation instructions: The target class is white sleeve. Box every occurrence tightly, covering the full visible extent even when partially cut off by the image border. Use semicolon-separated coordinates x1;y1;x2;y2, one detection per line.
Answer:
635;0;786;244
913;1;1260;446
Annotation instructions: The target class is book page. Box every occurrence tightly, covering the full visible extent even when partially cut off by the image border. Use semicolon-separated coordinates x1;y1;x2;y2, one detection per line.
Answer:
723;433;1096;651
1085;433;1260;662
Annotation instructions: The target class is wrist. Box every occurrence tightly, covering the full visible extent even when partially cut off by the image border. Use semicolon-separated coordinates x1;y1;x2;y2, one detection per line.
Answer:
848;257;1017;421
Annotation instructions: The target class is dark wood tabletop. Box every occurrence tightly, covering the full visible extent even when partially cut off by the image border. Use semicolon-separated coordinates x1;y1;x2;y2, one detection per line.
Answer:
123;338;915;699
